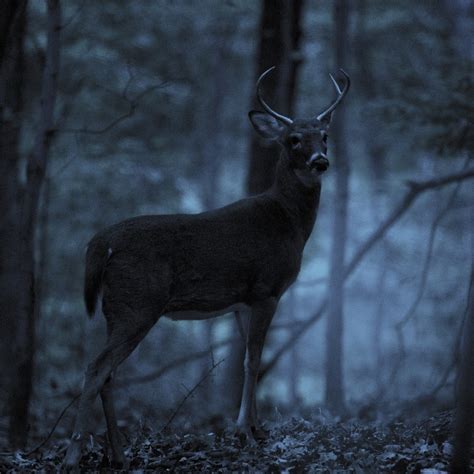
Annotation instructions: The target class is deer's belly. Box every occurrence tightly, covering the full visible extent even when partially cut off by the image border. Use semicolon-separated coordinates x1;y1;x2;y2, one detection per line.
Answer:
163;302;249;321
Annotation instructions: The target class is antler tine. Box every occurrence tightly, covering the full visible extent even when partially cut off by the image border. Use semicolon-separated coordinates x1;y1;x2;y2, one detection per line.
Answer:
329;73;342;95
316;69;351;121
256;66;293;125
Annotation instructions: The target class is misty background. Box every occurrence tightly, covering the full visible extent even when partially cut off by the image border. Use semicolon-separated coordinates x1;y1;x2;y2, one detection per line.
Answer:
0;0;473;456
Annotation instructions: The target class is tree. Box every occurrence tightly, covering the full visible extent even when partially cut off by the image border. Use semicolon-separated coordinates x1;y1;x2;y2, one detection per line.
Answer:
0;0;61;447
324;0;350;414
451;260;474;473
354;0;388;393
246;0;304;195
223;0;305;414
0;0;28;447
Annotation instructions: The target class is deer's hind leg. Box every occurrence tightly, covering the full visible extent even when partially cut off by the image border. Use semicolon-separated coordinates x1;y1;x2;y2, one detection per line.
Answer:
100;372;126;466
63;305;159;468
100;321;128;466
236;297;277;442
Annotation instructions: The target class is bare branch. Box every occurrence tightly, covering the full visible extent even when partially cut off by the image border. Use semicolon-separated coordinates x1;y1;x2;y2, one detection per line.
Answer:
296;276;326;287
259;166;474;380
57;81;169;136
116;337;237;387
161;358;224;432
25;393;81;456
379;159;471;397
59;0;85;30
396;178;464;330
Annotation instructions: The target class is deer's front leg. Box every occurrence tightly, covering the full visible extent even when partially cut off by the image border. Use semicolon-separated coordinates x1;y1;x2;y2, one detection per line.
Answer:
236;297;276;441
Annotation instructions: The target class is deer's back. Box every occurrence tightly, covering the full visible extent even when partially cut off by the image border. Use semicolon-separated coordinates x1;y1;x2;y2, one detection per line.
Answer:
92;195;304;315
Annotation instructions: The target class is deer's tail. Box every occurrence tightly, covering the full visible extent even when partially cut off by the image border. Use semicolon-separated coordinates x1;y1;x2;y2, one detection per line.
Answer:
84;237;109;318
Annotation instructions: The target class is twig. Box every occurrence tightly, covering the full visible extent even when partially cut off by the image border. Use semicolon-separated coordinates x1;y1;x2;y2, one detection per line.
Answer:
259;166;474;380
25;393;81;456
427;276;471;400
396;176;466;330
379;159;471;397
60;0;85;30
23;352;225;454
116;337;236;387
296;276;326;287
161;358;224;432
115;319;299;388
57;81;169;136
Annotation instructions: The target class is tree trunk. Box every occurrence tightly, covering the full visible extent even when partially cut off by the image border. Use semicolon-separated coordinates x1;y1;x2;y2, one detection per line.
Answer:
223;0;305;416
0;0;27;444
451;256;474;472
324;0;350;415
4;0;61;447
354;0;388;393
246;0;304;195
192;21;233;408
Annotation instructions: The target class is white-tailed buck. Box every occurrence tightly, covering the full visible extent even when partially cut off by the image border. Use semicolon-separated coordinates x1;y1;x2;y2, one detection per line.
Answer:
63;67;350;467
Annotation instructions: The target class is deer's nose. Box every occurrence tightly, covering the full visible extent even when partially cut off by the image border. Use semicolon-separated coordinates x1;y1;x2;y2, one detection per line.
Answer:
309;153;329;172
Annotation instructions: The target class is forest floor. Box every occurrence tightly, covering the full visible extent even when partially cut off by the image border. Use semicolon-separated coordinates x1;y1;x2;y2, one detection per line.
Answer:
1;409;472;472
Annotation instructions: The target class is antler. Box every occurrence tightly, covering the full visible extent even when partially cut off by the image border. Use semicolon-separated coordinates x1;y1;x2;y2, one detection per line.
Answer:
316;69;351;121
256;66;293;125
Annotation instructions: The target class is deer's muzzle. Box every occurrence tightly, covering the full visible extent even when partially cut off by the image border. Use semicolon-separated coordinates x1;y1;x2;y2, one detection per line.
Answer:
309;154;329;172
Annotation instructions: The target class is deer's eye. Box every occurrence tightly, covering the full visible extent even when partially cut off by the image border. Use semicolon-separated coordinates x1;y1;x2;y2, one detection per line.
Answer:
289;135;301;147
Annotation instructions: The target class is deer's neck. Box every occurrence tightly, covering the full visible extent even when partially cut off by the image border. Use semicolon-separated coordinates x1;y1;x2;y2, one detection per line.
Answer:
269;154;321;243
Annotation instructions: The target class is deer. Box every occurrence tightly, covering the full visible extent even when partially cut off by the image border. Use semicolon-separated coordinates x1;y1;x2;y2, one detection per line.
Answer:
63;66;350;468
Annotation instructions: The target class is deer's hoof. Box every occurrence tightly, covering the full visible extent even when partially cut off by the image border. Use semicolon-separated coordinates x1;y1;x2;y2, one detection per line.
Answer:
235;425;258;447
61;449;82;471
107;448;128;470
108;457;129;470
252;426;268;440
61;434;84;471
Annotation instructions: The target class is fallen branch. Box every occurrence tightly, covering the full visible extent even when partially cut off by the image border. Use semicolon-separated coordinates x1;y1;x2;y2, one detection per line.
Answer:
259;166;474;380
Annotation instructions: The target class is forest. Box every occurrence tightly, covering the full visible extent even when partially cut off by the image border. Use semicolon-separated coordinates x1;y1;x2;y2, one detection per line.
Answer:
0;0;473;471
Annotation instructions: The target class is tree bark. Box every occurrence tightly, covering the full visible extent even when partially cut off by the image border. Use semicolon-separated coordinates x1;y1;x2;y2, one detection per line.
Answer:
6;0;61;447
354;0;387;392
222;0;305;416
0;0;27;441
192;20;234;407
246;0;304;195
451;250;474;472
324;0;350;414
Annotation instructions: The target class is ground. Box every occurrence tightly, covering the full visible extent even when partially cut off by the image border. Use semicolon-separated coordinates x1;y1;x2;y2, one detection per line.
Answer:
1;410;472;472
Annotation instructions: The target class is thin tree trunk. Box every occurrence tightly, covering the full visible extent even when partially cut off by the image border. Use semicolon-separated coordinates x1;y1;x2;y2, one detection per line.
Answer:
0;0;27;444
7;0;61;447
246;0;304;195
223;0;305;417
354;0;388;392
451;235;474;472
324;0;350;415
190;19;238;408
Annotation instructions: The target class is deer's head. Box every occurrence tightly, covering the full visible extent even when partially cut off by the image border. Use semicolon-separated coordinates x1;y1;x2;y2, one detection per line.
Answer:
249;67;350;187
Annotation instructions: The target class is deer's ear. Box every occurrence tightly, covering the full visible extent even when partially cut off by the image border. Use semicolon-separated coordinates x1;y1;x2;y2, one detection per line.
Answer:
249;111;286;140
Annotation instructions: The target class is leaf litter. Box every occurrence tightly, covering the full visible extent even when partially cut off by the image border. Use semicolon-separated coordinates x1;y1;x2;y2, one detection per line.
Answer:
0;409;472;472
